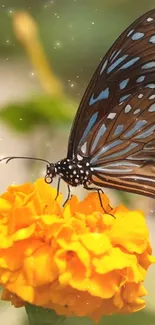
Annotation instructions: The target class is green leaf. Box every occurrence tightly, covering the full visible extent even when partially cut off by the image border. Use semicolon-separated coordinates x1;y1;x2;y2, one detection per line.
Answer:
0;95;76;132
25;304;66;325
25;304;155;325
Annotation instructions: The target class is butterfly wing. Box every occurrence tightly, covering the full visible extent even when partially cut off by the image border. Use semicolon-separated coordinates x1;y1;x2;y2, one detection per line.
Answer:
86;88;155;198
67;9;155;159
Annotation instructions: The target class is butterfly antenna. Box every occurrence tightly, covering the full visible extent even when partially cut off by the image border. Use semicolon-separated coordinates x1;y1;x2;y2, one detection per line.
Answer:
0;156;51;165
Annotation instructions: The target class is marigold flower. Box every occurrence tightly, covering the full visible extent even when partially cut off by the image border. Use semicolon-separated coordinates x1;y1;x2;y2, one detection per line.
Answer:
0;178;154;322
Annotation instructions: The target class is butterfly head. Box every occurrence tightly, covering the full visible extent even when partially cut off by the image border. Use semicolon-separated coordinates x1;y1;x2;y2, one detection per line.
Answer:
45;163;57;184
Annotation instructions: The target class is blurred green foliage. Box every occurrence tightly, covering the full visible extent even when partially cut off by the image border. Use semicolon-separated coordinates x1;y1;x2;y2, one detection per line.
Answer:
0;96;75;132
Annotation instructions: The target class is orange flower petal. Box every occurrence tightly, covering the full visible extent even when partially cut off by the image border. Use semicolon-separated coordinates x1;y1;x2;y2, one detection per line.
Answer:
0;178;154;321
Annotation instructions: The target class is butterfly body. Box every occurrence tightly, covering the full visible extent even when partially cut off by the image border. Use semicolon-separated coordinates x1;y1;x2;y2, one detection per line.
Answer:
46;158;92;187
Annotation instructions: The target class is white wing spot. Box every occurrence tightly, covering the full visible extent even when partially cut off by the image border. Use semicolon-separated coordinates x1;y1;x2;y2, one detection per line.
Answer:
127;29;134;37
147;17;153;22
149;94;155;100
77;154;83;161
107;112;116;119
125;104;132;113
133;108;140;115
81;142;87;154
148;103;155;112
145;83;155;89
100;59;108;74
138;94;143;99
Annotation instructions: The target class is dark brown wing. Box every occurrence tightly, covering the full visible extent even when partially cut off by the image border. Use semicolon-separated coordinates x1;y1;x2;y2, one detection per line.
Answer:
67;9;155;161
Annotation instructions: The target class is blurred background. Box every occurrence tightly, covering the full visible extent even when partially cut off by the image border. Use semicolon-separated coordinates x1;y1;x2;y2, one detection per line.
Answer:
0;0;155;324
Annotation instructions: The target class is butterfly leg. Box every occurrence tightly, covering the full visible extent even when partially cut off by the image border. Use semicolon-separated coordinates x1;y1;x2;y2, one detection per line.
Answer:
62;184;71;206
84;185;113;215
55;177;61;201
84;185;105;209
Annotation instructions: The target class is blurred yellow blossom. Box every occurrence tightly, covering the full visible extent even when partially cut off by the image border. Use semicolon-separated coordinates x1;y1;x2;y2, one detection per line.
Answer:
0;178;154;322
13;11;62;96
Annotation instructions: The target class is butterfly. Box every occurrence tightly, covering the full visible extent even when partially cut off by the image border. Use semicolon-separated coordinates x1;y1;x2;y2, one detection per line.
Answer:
2;9;155;207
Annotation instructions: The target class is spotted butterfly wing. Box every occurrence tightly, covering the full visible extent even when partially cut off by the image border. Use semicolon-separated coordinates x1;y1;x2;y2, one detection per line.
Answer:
86;88;155;198
68;9;155;159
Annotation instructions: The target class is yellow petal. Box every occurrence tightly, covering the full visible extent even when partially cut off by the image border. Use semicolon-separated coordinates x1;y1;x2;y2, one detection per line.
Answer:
0;178;154;321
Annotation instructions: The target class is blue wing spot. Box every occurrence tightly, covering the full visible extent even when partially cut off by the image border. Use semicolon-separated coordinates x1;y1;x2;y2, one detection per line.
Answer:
135;125;155;139
142;62;155;69
89;88;110;105
113;124;124;137
125;104;132;113
149;35;155;43
95;168;133;173
127;29;134;37
90;139;123;164
133;108;140;115
107;55;128;73
145;84;155;88
119;94;131;103
100;59;108;74
91;123;107;152
94;161;137;173
136;76;145;83
132;32;144;40
105;143;138;159
124;120;147;138
147;17;153;22
80;112;98;144
148;104;155;112
119;57;140;70
119;78;129;90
